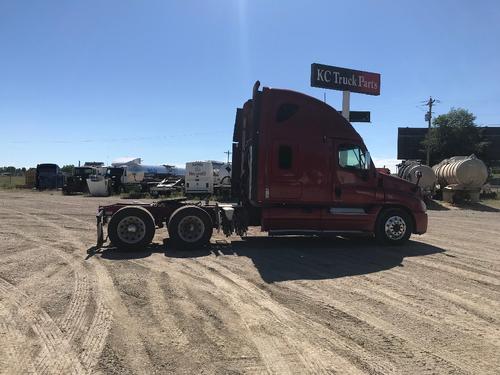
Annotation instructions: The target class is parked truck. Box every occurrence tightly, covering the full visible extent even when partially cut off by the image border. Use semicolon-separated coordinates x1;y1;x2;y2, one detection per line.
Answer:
62;166;96;194
36;163;64;190
95;82;427;250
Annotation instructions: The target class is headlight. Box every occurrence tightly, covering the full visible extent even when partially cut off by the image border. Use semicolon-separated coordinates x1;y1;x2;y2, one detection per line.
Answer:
420;199;427;212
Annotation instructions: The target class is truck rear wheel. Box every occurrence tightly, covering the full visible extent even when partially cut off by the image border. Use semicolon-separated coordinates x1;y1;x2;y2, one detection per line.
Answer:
376;208;413;245
108;206;155;250
168;206;213;250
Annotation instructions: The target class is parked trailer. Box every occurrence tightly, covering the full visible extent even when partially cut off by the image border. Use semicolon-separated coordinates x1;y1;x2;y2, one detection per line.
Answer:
432;155;488;203
185;161;231;196
96;82;427;250
397;160;437;198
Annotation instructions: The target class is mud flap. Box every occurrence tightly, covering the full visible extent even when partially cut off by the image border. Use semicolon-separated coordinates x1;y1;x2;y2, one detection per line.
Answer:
96;210;104;248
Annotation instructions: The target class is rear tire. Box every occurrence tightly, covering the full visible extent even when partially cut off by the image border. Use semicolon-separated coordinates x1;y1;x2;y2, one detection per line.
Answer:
375;208;413;245
168;206;213;250
108;206;155;250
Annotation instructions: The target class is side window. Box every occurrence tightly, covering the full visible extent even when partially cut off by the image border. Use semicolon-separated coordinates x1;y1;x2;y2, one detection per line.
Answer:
276;103;299;122
339;145;367;170
278;145;293;169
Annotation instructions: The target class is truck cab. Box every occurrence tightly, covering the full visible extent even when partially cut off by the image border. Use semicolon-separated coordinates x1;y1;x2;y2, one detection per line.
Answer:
232;82;427;243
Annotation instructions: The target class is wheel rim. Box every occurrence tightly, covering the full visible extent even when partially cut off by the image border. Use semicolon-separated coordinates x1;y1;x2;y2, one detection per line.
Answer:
117;216;146;244
178;215;205;243
384;215;407;240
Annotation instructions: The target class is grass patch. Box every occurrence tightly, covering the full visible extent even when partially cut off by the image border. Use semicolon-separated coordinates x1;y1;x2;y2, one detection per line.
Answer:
0;175;25;189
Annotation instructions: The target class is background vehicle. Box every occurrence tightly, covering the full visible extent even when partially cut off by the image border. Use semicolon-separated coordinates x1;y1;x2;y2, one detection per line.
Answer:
62;166;95;194
96;82;427;250
185;161;232;196
185;161;214;195
36;163;64;190
150;177;184;197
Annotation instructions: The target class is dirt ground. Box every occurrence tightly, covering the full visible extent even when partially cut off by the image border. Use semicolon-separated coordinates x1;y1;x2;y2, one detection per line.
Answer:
0;190;499;375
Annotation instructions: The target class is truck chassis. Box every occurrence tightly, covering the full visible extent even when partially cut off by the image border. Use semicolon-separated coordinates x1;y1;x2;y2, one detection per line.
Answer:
96;198;248;250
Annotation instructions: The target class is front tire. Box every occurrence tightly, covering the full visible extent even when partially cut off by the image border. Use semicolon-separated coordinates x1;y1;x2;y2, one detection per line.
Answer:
108;206;155;250
168;206;213;250
376;208;413;245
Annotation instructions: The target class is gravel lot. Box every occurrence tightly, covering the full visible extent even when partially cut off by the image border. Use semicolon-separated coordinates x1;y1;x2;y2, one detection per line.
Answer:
0;190;499;374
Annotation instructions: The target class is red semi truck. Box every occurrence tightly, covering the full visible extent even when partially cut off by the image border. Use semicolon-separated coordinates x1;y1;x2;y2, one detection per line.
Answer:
95;82;427;250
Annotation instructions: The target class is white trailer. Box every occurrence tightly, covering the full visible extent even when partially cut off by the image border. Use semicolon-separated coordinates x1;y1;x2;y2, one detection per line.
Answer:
185;161;214;195
185;161;232;196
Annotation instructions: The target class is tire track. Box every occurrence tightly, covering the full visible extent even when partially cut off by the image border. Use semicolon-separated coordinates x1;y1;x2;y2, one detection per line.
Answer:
146;275;190;350
206;254;470;374
0;305;37;375
57;272;91;341
224;243;498;373
1;208;113;375
0;225;94;344
0;277;85;374
241;243;500;350
176;257;391;374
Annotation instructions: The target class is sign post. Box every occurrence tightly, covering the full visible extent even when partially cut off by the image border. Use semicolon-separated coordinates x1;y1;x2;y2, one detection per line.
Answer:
342;91;350;120
310;63;380;123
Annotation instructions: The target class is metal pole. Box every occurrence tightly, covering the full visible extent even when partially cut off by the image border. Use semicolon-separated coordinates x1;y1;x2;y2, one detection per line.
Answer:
342;91;350;120
426;96;433;166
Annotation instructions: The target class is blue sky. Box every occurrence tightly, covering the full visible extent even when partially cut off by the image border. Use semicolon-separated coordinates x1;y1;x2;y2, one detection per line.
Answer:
1;0;499;171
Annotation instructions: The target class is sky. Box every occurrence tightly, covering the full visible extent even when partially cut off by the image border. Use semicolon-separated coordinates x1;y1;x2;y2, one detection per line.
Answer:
1;0;500;172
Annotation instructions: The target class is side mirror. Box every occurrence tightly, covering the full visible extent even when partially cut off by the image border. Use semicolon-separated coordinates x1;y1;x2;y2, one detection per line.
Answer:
416;170;422;186
412;170;423;192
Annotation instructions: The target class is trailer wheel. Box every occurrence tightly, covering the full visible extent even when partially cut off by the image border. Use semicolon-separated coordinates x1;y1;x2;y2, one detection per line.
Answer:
168;206;213;250
108;206;155;250
375;208;413;245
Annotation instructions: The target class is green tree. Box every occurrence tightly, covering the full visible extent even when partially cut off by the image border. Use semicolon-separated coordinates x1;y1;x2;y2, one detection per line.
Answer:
61;164;75;174
422;108;490;165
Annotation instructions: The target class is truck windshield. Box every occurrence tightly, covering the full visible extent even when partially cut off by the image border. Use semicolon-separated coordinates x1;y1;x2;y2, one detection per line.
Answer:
339;145;370;170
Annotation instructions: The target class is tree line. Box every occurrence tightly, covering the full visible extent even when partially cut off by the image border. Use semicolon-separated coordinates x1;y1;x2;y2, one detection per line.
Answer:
0;167;27;176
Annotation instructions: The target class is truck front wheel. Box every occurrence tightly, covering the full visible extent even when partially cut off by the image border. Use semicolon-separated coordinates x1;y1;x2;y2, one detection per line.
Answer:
375;208;413;245
168;206;213;250
108;206;156;250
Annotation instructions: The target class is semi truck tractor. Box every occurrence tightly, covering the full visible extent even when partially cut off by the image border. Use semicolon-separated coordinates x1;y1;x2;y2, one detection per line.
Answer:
95;82;427;250
62;166;96;194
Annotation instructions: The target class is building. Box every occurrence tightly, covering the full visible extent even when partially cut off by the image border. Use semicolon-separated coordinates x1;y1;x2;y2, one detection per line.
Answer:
397;126;500;162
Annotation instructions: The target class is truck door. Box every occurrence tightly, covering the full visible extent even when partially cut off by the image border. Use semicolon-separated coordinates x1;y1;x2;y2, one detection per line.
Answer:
322;140;380;231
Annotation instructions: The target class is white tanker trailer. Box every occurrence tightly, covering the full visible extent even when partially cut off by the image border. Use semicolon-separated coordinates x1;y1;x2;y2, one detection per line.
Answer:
87;163;186;196
432;155;488;203
122;164;185;184
397;161;437;198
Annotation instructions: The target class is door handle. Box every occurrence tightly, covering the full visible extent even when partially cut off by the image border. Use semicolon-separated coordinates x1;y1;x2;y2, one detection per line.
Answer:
335;186;342;198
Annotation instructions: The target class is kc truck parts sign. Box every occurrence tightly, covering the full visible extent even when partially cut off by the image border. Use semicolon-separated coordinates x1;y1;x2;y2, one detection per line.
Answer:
311;63;380;96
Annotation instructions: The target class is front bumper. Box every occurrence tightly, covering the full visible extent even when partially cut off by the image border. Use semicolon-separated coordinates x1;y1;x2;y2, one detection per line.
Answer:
413;212;428;234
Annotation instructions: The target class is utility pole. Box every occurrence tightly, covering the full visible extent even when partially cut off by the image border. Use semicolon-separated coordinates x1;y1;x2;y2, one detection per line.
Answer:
424;96;438;165
224;150;232;163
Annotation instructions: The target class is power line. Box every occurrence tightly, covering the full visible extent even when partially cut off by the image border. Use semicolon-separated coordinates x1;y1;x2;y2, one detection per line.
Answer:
3;130;228;144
